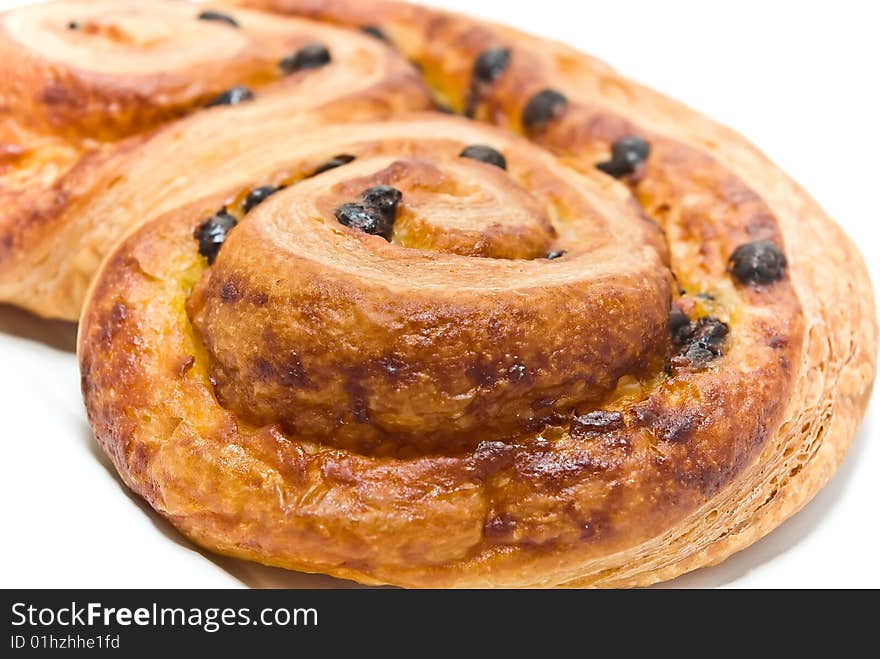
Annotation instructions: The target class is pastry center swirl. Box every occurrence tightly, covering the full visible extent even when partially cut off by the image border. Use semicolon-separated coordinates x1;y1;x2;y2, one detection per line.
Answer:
187;151;672;454
337;158;556;259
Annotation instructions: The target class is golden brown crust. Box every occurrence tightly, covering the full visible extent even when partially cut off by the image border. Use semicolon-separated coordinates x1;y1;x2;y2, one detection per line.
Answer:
0;0;431;319
187;150;671;454
68;0;879;587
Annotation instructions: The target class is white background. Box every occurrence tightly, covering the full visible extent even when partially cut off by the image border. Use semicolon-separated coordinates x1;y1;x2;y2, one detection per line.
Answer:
0;0;877;588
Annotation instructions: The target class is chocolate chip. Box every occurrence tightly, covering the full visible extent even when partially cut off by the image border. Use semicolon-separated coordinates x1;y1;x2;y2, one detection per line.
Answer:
459;144;507;170
697;316;730;346
206;86;254;107
473;47;511;83
311;154;356;176
682;341;716;364
571;411;625;438
335;204;393;239
67;21;80;30
335;186;403;240
361;185;402;220
545;250;566;260
674;315;728;347
243;185;279;213
279;43;331;75
466;48;511;119
672;316;729;367
729;240;787;285
361;25;388;41
596;135;651;178
194;209;237;264
522;89;568;132
197;10;239;28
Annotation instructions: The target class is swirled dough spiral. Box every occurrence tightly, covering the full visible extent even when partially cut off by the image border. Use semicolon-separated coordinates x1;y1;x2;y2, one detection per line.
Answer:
1;0;871;587
0;0;430;318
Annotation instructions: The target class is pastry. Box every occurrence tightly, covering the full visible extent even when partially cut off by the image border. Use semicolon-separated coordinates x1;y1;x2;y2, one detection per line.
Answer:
0;0;429;319
6;0;875;587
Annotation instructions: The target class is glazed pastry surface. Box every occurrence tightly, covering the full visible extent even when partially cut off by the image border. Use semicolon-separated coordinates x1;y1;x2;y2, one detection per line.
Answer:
0;0;430;318
2;0;869;587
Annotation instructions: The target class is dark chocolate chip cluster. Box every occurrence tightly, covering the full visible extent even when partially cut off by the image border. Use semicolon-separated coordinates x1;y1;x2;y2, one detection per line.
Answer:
596;136;651;178
670;310;730;368
335;186;403;240
195;209;238;264
729;240;787;285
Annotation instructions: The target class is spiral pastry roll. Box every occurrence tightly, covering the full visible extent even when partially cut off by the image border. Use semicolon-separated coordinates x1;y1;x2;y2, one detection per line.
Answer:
0;0;430;319
186;0;879;585
38;0;869;587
